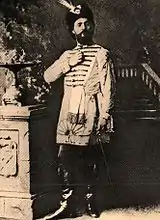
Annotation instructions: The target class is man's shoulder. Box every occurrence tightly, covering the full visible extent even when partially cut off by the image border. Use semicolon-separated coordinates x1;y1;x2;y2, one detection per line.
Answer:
95;44;109;50
95;44;110;58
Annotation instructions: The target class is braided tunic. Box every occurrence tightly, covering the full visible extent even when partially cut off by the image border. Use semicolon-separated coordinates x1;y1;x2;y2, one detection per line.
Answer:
44;44;115;146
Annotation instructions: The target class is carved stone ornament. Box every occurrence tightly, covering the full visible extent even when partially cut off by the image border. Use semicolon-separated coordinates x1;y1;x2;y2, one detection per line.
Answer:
1;67;21;106
0;135;17;177
0;62;40;106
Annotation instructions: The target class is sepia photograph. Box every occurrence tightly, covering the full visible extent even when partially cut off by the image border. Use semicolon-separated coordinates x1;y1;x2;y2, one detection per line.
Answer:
0;0;160;219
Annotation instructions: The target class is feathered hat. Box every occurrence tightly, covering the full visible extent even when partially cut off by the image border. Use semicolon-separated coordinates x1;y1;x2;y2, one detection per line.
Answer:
58;0;94;32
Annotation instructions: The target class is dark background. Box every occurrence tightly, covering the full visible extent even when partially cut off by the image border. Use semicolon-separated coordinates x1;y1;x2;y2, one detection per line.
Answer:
0;0;159;68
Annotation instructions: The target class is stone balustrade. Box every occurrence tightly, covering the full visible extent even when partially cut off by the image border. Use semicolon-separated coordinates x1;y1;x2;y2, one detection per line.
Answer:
117;65;138;78
141;63;160;102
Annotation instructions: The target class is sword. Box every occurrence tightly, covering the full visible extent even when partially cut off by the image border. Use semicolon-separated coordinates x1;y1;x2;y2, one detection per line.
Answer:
97;136;116;203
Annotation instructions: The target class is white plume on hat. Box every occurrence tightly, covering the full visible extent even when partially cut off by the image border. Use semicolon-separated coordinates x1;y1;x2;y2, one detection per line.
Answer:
58;0;81;14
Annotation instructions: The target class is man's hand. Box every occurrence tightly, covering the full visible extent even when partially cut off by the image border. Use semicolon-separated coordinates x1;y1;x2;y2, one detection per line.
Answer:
97;118;107;132
69;51;83;67
97;113;110;132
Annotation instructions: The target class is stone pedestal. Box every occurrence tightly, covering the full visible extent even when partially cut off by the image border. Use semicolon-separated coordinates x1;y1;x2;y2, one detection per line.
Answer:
0;105;55;220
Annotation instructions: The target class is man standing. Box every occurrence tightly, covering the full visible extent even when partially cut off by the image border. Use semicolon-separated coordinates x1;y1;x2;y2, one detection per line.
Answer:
44;1;115;219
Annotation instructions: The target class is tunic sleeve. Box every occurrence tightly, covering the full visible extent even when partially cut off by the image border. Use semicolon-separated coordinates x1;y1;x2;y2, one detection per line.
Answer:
97;48;116;119
44;50;71;83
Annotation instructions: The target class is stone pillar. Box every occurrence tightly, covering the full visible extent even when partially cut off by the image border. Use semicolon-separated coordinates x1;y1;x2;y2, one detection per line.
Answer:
0;105;55;220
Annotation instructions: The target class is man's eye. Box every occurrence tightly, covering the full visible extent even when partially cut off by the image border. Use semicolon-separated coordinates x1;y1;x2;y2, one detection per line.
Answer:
78;23;82;27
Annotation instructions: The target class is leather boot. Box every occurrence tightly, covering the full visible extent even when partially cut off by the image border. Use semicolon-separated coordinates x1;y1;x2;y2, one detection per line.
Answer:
85;189;100;218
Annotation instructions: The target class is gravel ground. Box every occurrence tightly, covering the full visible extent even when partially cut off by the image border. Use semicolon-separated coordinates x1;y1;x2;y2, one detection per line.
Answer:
1;208;160;219
61;208;160;220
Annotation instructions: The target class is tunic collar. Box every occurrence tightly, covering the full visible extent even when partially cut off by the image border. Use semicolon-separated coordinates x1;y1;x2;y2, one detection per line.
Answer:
76;41;95;49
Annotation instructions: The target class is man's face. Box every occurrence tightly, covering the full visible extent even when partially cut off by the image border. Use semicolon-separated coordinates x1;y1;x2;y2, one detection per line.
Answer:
72;17;94;44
